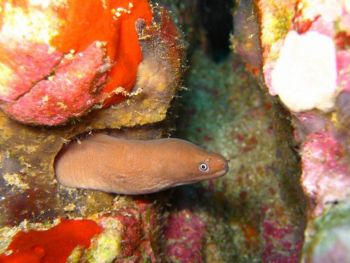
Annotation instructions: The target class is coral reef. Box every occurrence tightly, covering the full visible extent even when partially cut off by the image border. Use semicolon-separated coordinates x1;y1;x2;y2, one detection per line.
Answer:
0;0;184;260
164;193;205;262
0;197;161;262
233;0;350;261
2;0;349;261
0;219;102;262
173;50;304;261
0;0;183;220
0;0;153;125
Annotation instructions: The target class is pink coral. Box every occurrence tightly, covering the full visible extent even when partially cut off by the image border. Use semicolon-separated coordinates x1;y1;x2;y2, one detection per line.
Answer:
262;220;303;263
301;132;350;215
164;209;205;262
4;43;107;125
337;50;350;92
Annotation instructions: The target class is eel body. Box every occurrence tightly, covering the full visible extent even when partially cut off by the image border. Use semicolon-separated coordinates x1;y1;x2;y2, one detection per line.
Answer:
55;134;228;194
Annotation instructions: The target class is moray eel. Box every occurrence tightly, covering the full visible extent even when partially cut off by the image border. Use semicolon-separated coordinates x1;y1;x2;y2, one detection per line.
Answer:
55;134;228;194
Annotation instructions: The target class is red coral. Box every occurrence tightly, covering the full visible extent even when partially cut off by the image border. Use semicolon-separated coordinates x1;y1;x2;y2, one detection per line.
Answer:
335;31;350;49
292;2;320;34
0;219;102;263
113;208;142;257
0;0;153;125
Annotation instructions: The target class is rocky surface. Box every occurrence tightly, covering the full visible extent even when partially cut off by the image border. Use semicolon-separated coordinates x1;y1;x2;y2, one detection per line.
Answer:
172;50;304;262
234;0;350;261
0;1;183;261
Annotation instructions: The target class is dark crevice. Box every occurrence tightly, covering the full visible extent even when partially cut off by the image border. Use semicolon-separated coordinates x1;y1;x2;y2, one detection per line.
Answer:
198;0;234;62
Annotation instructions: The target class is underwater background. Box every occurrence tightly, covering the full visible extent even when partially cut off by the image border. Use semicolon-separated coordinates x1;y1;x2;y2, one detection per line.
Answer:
1;0;350;262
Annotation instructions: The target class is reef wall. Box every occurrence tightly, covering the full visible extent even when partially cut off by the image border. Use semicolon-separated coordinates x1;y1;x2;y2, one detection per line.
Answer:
233;0;350;262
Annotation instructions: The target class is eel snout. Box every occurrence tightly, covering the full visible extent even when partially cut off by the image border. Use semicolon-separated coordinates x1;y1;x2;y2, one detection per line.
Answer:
55;134;229;194
210;153;229;177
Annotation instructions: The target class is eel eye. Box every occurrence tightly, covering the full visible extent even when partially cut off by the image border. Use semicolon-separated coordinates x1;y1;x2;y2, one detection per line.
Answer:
199;162;209;172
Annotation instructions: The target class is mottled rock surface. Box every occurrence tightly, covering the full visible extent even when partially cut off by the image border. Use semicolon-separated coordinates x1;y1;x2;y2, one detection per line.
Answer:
0;1;184;261
169;50;305;262
233;0;350;261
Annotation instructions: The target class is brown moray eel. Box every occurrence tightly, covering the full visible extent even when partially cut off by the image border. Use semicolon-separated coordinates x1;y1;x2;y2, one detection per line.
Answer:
55;134;228;194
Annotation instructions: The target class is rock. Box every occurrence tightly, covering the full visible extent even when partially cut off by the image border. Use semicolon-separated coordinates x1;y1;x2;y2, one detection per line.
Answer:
233;0;350;261
0;1;184;260
174;50;305;261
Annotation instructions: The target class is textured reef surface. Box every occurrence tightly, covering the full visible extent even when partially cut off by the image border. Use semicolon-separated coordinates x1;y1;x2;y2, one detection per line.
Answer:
0;197;162;262
0;0;184;261
172;50;305;262
0;0;154;125
234;0;350;261
1;0;349;262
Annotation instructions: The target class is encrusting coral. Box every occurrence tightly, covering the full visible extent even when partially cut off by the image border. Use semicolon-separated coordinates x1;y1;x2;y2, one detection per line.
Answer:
0;0;153;125
0;0;187;261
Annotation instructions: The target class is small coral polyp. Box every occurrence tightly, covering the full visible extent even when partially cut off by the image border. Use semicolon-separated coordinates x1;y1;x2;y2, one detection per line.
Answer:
0;0;153;126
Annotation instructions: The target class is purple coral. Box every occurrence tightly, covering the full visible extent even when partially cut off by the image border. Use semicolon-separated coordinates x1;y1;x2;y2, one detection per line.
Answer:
164;209;205;262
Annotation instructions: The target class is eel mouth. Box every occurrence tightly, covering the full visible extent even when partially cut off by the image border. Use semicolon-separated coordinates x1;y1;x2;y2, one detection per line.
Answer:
212;168;229;178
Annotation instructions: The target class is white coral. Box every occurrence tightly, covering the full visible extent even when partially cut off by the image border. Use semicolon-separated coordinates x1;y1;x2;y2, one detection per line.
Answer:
271;31;337;112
